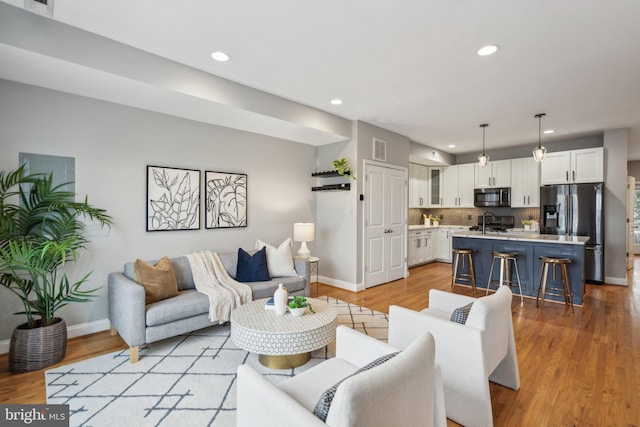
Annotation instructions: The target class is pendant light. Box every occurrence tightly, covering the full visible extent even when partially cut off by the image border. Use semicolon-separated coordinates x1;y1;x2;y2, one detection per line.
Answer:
533;113;547;162
478;123;489;167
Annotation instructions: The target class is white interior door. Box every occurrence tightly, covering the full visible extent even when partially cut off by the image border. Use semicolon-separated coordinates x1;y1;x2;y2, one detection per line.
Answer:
364;163;407;288
627;176;635;269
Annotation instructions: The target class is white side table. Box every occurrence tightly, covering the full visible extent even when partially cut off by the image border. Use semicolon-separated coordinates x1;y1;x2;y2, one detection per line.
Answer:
308;256;319;296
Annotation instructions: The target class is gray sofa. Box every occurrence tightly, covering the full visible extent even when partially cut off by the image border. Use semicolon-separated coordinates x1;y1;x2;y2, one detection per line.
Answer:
108;250;310;362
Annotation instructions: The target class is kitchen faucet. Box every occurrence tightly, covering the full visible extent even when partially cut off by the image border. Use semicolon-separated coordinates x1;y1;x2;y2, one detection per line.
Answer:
482;211;494;234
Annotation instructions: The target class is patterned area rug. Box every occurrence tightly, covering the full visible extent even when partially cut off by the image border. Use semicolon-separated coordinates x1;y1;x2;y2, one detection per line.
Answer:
46;297;389;427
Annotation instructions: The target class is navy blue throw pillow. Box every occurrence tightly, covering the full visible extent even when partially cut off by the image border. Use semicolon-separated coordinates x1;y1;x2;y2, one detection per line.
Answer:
236;247;271;282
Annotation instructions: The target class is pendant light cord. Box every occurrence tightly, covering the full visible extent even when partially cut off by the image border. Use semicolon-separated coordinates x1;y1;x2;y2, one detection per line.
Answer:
535;113;545;149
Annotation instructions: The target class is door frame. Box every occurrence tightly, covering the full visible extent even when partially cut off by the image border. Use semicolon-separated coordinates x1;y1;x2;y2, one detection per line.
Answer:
362;159;408;289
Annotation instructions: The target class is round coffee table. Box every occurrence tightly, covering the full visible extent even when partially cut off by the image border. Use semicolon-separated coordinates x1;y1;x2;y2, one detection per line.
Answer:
230;298;337;369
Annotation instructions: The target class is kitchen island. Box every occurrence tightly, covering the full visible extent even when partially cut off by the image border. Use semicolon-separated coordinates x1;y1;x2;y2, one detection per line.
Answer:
451;231;589;305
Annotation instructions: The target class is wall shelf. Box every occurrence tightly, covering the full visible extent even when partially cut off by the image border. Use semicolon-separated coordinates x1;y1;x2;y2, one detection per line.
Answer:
312;183;351;191
312;170;350;178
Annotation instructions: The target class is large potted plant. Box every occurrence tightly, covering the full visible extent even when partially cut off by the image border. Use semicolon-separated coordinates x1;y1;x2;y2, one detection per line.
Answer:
0;166;112;372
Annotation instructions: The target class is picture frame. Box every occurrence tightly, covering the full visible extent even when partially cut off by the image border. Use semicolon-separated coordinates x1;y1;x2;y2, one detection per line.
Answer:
205;171;247;229
146;165;200;231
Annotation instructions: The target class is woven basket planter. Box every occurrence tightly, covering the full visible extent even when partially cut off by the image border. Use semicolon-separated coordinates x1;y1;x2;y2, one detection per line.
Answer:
9;318;67;372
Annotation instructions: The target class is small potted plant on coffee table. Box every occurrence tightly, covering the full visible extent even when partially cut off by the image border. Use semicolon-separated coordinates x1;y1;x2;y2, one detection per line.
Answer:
288;296;314;316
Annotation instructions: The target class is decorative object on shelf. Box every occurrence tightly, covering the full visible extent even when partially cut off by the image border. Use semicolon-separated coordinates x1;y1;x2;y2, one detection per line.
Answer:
0;165;113;372
430;215;440;226
205;171;247;229
521;219;532;230
293;223;315;258
533;113;547;162
333;158;356;180
147;165;200;231
288;295;314;316
422;214;431;226
273;283;289;315
478;124;490;167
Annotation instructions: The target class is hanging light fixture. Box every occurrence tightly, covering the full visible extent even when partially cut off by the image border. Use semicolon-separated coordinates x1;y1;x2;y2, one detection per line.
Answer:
533;113;547;162
478;123;490;167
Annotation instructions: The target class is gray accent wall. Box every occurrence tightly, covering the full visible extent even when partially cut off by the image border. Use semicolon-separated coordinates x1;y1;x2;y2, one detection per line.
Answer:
0;79;317;343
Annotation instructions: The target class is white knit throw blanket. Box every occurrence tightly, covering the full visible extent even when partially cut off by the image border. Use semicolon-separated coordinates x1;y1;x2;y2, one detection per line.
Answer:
186;251;252;322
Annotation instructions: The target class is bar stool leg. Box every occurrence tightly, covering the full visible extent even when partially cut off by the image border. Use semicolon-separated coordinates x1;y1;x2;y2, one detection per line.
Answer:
510;257;524;306
499;257;506;287
561;263;574;313
451;252;459;291
536;261;547;307
486;256;496;295
468;254;477;294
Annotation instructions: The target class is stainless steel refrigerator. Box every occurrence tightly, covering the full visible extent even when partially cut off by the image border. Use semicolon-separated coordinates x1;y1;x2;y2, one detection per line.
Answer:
540;183;604;284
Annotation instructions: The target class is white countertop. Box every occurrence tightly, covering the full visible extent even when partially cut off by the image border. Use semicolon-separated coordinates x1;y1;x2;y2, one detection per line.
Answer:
451;230;590;245
408;224;470;231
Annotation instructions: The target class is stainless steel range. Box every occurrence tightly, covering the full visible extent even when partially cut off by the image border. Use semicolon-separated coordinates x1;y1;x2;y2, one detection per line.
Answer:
469;214;514;233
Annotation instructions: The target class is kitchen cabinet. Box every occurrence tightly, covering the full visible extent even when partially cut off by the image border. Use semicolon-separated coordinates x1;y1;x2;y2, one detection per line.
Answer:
436;227;468;262
427;167;444;207
474;159;511;188
409;163;428;207
408;229;435;266
540;147;604;185
511;157;540;207
442;164;475;207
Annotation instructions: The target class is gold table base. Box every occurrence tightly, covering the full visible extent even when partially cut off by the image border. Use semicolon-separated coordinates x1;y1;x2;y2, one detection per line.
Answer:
259;352;311;369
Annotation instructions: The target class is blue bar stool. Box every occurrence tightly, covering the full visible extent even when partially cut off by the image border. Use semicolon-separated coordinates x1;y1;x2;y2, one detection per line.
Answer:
536;257;574;313
451;248;476;294
487;252;524;305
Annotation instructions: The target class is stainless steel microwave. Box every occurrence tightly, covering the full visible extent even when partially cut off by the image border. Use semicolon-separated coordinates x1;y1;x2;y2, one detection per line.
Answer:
474;187;511;207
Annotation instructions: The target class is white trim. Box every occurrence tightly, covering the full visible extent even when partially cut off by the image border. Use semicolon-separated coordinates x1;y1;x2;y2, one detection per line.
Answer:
319;275;362;292
604;276;628;286
0;318;111;355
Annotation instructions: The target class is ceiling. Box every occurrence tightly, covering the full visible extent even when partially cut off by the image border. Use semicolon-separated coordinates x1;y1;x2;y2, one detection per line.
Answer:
3;0;640;158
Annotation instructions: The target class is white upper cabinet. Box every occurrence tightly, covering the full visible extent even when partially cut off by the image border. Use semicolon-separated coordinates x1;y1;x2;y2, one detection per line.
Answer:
474;159;511;188
428;167;444;207
442;164;475;207
409;163;428;208
540;147;604;185
511;157;540;207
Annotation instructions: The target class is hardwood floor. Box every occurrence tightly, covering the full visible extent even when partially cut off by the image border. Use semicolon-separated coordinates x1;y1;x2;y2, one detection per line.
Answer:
2;259;639;426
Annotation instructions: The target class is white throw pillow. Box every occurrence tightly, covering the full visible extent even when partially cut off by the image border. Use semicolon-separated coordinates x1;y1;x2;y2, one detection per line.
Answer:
255;238;298;277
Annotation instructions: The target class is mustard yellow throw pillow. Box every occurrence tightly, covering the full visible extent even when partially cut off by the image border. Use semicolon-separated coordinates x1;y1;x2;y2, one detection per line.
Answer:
133;257;179;304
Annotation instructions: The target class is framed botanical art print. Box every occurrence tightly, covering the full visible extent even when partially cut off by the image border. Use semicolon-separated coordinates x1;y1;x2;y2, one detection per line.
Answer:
205;171;247;229
147;165;200;231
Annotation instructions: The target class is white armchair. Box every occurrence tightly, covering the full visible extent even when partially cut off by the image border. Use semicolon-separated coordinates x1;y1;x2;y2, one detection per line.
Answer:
388;285;520;427
237;325;446;427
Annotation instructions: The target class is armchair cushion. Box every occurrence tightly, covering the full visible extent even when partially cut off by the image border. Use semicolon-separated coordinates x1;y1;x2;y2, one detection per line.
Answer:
236;247;271;282
450;302;474;324
313;351;399;421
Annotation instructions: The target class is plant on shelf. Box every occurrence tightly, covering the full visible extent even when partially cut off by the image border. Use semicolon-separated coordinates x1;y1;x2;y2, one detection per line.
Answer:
288;296;315;313
521;219;532;225
0;165;113;371
333;158;356;180
429;215;440;223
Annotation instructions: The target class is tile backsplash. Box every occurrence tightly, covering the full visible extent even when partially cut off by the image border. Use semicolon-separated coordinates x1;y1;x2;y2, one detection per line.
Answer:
409;207;539;227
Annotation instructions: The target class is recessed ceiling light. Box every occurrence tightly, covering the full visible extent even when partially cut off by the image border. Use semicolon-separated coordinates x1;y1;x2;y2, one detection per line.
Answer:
211;51;230;62
448;144;456;148
330;99;343;105
543;129;555;134
477;45;499;56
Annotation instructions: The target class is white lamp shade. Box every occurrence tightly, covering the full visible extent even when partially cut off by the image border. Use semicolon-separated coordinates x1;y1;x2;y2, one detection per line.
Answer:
293;223;315;242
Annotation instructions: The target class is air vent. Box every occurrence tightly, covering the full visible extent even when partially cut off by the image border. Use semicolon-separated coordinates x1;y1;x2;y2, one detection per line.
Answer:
24;0;54;16
373;138;387;162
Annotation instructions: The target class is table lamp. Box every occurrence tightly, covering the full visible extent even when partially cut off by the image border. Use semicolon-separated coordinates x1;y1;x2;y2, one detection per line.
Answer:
293;223;315;259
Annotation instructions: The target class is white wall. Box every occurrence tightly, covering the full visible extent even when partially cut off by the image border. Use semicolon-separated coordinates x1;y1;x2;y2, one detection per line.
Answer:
604;129;629;285
0;80;317;344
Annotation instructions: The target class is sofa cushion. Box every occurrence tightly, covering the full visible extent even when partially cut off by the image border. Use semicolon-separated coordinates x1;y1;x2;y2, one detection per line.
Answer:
250;276;306;300
146;289;210;327
236;247;271;282
256;238;298;277
125;256;195;291
133;257;179;304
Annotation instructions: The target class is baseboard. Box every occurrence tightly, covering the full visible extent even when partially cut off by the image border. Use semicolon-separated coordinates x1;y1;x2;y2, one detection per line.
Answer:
318;275;361;292
604;276;628;286
0;318;111;355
